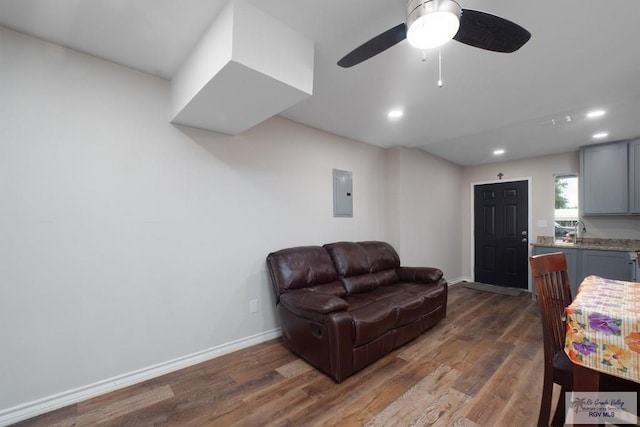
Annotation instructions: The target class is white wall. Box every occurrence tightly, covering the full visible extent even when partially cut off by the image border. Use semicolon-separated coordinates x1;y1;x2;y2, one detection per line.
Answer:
0;27;461;420
460;152;640;280
386;147;463;281
0;27;390;415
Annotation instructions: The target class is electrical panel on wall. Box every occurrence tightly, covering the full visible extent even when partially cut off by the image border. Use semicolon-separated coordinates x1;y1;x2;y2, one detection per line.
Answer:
333;169;353;217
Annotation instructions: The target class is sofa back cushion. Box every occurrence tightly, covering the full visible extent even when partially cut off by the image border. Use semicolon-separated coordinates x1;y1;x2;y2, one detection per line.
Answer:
266;246;339;299
324;241;401;294
373;269;399;286
359;241;401;272
324;242;376;294
360;241;401;286
324;242;369;277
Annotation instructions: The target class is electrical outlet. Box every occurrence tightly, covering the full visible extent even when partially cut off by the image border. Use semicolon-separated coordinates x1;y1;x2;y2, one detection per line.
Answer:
249;299;258;314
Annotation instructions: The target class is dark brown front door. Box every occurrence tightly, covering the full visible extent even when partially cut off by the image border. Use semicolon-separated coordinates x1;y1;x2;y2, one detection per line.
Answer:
474;180;529;288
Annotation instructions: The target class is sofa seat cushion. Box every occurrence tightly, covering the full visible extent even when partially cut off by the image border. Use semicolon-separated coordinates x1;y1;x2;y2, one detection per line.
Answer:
346;284;437;347
393;282;446;300
348;285;404;301
349;300;397;347
343;296;376;311
304;282;347;298
381;291;428;326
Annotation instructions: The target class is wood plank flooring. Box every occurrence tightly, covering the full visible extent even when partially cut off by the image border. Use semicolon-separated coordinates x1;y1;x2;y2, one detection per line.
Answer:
13;285;547;426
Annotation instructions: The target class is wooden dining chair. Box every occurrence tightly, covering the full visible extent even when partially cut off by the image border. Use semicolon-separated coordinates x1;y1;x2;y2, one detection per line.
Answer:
530;252;573;426
529;252;638;426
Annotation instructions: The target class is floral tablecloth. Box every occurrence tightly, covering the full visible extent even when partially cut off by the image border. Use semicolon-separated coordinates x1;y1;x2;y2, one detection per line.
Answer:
565;275;640;383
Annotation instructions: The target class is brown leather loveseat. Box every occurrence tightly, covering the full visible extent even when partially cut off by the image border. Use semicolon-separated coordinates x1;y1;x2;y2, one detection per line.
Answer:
266;241;447;382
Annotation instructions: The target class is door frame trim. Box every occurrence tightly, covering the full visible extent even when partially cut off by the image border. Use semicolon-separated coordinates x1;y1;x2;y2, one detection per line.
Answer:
470;177;533;292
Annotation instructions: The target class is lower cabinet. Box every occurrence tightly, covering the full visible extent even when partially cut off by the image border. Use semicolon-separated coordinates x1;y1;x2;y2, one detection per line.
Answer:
580;249;634;282
532;246;579;296
532;246;634;297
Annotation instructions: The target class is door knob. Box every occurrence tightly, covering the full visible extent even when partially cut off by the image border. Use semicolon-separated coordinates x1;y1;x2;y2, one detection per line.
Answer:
521;231;528;235
521;238;528;242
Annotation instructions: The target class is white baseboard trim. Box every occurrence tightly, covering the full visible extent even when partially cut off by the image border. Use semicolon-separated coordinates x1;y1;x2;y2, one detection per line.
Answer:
0;328;282;426
447;276;471;286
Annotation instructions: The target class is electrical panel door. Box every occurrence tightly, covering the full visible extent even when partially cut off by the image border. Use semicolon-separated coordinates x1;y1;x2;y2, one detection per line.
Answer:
333;169;353;217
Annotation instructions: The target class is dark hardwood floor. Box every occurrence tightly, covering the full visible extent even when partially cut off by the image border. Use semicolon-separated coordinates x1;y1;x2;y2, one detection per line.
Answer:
14;285;546;426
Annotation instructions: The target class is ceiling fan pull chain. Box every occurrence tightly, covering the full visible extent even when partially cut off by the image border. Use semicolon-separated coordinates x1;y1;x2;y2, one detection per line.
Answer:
438;48;443;88
422;50;427;62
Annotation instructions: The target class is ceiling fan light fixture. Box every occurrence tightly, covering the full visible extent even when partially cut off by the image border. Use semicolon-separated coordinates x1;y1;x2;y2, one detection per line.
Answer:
406;0;461;50
388;109;404;119
586;109;605;119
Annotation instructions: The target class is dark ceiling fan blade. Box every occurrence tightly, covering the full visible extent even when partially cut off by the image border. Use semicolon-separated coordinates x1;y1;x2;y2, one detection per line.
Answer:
453;9;531;53
337;23;407;68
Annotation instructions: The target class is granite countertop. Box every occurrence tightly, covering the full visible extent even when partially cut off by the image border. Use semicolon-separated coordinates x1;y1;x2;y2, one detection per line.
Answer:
532;236;640;253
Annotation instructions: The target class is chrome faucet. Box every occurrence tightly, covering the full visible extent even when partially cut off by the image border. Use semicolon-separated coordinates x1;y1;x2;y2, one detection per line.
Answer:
574;220;587;243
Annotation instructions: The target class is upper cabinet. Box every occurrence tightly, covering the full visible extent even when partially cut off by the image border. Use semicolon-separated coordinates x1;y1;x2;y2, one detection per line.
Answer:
580;138;640;215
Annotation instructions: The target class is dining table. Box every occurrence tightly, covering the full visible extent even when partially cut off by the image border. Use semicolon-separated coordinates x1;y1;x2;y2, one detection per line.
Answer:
564;275;640;426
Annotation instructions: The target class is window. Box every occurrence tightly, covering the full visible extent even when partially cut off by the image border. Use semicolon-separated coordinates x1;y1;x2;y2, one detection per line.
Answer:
554;174;578;242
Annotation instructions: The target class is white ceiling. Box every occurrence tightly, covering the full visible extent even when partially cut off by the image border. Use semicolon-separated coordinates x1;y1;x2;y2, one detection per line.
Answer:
1;0;639;165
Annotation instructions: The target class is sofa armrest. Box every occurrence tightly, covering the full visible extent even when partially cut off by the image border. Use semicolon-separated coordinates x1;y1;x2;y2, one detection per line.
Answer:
396;266;443;283
280;290;348;317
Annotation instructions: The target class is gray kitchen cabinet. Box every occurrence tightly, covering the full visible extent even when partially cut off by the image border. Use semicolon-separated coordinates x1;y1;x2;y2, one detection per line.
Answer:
580;141;629;214
531;246;579;296
579;249;634;282
630;138;640;214
532;246;634;297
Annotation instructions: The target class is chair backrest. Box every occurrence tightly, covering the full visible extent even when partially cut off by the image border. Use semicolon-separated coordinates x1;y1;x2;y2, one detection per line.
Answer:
529;252;573;362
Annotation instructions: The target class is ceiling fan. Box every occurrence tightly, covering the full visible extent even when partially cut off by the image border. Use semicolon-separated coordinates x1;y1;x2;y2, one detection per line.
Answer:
337;0;531;68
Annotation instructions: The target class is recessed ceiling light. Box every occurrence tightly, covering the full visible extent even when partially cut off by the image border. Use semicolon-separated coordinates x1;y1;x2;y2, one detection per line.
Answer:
493;149;505;155
586;110;606;119
387;109;403;119
592;132;609;139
